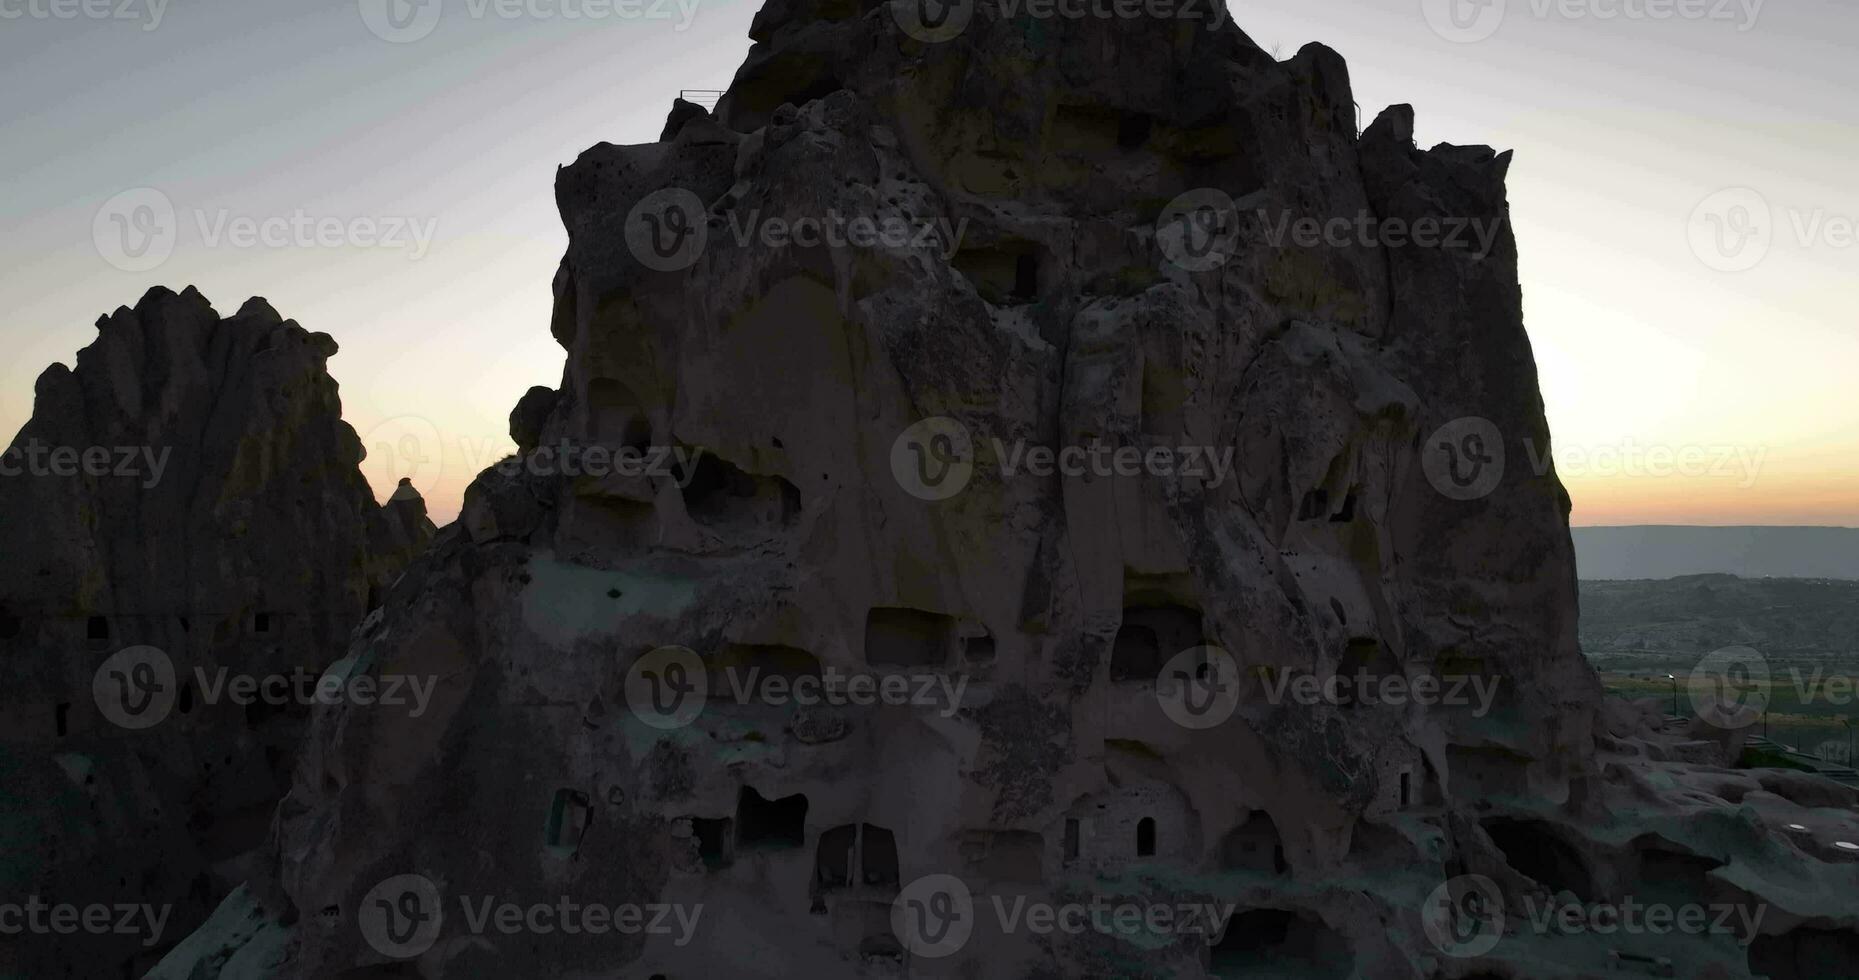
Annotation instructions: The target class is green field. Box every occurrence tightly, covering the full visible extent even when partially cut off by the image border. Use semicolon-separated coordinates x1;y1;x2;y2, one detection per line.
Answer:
1581;576;1859;761
1596;665;1859;762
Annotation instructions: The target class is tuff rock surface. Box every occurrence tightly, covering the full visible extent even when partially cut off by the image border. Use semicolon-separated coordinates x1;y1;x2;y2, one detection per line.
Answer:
0;286;433;978
152;3;1859;979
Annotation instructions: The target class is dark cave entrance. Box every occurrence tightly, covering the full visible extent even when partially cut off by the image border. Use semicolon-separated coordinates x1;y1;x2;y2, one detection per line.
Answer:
692;816;733;869
864;607;953;668
813;823;899;893
1749;927;1859;980
1110;604;1202;682
1482;818;1595;900
545;788;592;854
1220;811;1287;875
1209;909;1353;979
736;787;807;851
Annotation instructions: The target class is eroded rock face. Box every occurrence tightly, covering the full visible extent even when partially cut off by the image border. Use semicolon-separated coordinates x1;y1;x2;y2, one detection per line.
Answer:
157;4;1853;979
0;286;432;978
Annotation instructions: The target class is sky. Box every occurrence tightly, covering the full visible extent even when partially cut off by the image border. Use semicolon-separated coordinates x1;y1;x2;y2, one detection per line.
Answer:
1;0;1854;527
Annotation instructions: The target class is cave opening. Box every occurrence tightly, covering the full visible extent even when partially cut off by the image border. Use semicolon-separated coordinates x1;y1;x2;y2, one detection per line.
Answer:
1209;909;1353;979
546;788;592;854
1220;811;1287;875
736;787;807;850
691;816;733;869
1482;818;1595;900
864;607;953;668
1111;604;1202;682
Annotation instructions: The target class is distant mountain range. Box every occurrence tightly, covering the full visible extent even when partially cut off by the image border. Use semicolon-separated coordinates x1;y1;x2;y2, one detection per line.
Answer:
1573;526;1859;580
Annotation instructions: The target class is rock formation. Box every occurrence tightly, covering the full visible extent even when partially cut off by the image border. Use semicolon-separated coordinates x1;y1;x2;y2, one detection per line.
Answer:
0;286;433;978
148;3;1858;979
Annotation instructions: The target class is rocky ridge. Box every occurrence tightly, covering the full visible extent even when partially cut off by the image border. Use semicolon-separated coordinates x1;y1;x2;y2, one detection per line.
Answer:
0;286;433;978
145;3;1859;979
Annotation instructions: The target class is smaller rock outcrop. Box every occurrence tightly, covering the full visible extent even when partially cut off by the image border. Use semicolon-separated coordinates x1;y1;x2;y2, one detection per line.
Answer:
0;286;433;978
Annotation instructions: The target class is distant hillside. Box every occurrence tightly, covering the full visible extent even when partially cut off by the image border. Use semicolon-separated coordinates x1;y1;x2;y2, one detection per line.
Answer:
1573;526;1859;580
1580;575;1859;657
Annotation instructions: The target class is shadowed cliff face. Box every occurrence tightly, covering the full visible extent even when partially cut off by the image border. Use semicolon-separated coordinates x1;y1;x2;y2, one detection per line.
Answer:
138;5;1859;980
0;285;432;978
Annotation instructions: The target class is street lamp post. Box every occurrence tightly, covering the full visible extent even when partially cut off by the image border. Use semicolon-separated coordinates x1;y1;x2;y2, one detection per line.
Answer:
1666;674;1678;719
